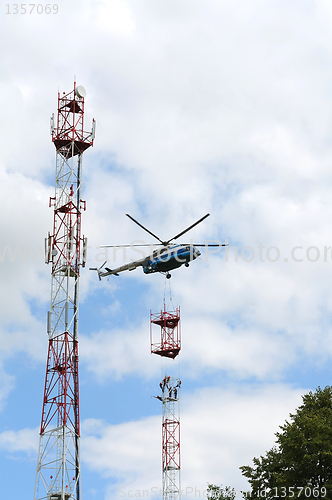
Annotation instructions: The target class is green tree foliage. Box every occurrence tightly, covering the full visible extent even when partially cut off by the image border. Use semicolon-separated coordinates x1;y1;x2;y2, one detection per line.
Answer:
240;386;332;499
206;483;236;500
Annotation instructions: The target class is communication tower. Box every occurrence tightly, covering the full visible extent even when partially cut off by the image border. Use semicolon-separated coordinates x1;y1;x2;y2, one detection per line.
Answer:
159;376;181;500
152;295;181;500
34;82;95;500
150;303;181;359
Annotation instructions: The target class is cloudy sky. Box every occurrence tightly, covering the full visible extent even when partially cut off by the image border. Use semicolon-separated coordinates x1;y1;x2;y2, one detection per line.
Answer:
1;0;332;498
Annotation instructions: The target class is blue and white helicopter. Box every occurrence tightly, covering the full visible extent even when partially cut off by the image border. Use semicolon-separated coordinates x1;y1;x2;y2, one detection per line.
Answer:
90;213;225;280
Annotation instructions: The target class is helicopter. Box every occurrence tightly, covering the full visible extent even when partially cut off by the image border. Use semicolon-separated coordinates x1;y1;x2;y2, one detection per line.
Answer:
90;213;226;280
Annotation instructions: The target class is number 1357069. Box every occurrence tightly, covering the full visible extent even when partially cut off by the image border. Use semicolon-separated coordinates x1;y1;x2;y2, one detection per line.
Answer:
256;486;327;497
6;4;58;14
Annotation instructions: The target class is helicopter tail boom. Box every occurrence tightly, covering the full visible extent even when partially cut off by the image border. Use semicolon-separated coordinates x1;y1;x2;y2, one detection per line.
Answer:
105;267;120;276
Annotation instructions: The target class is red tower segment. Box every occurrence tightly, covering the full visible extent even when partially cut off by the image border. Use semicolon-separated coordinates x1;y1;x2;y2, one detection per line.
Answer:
150;303;181;359
163;411;180;471
40;331;80;434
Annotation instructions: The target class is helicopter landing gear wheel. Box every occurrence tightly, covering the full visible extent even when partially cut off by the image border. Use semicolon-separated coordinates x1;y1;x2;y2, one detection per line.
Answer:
166;273;171;279
185;262;189;267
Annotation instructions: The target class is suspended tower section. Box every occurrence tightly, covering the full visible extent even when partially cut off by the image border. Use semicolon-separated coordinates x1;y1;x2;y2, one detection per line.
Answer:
159;376;181;500
150;303;181;359
34;82;95;500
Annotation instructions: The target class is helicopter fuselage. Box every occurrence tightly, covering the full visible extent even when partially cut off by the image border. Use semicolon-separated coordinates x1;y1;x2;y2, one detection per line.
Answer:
142;244;201;274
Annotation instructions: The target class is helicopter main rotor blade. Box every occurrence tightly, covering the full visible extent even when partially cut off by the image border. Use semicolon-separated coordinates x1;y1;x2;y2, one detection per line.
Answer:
100;243;163;248
167;213;210;243
126;214;164;244
189;243;228;247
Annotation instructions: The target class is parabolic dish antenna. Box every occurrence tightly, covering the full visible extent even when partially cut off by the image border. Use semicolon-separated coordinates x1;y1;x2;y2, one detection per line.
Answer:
75;85;86;98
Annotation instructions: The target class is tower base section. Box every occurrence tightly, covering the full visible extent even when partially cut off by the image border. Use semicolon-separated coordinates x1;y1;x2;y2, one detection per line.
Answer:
34;426;80;500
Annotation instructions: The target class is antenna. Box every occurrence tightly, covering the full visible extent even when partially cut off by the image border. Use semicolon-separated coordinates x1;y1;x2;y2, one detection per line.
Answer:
75;85;86;98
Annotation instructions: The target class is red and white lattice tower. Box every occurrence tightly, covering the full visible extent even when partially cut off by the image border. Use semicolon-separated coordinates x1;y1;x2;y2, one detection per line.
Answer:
152;301;181;500
150;303;181;359
34;82;95;500
160;375;181;500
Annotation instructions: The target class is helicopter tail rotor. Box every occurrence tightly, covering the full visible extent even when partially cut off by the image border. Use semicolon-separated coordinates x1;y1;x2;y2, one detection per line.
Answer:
89;261;107;281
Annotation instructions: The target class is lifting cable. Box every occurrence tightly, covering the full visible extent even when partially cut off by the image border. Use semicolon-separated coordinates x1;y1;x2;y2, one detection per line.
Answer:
163;275;174;310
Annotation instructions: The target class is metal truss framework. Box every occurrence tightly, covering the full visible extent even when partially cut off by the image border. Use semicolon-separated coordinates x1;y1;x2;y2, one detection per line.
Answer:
151;304;181;359
34;83;94;500
160;375;181;500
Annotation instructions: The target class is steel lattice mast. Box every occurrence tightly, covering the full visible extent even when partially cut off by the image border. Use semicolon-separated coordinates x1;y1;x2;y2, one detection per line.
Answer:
160;376;181;500
34;82;95;500
152;299;182;500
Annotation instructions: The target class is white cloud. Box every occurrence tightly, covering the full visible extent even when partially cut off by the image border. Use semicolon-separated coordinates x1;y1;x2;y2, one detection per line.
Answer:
0;364;15;411
97;0;135;35
0;165;50;361
0;426;39;456
80;322;161;381
82;415;160;477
